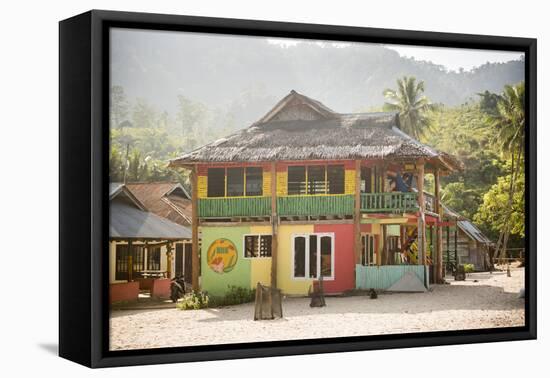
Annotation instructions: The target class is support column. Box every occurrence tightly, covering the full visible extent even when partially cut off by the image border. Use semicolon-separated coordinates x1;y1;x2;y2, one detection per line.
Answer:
191;166;200;291
270;162;278;288
166;242;173;279
435;167;444;283
354;160;362;265
416;160;426;266
127;241;133;282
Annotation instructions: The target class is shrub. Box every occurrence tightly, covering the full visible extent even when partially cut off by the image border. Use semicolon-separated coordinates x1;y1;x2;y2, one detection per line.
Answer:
209;285;256;307
462;263;475;273
176;291;209;310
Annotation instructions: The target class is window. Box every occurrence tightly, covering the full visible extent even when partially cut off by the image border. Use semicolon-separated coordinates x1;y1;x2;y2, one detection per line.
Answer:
361;234;376;266
307;165;326;194
147;247;161;270
294;236;306;277
115;244;145;280
287;165;345;195
293;234;334;279
245;167;263;196
288;166;306;195
327;165;345;194
207;168;225;197
227;167;244;197
207;166;263;197
244;235;272;258
361;167;373;193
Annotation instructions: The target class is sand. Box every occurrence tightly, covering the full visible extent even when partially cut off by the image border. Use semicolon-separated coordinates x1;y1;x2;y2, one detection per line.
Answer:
109;266;525;351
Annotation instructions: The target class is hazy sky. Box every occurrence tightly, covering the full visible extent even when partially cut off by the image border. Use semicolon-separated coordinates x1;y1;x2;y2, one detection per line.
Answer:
267;39;524;72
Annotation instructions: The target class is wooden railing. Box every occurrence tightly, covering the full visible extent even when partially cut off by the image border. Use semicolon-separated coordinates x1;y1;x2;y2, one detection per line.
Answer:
360;192;418;213
277;195;355;217
198;197;271;218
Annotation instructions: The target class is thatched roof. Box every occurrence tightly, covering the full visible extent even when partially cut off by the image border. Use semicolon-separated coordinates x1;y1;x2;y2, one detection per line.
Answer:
170;90;461;171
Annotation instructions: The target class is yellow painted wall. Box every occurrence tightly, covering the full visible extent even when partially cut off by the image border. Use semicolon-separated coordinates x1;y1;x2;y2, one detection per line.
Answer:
276;224;314;295
276;171;288;196
197;175;208;198
249;225;273;288
262;171;271;196
344;169;355;194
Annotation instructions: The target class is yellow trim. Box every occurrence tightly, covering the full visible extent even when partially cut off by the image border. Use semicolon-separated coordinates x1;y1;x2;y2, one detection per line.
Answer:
280;193;350;197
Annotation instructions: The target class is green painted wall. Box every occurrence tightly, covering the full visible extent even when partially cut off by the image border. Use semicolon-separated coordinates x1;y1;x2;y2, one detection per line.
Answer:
201;226;251;295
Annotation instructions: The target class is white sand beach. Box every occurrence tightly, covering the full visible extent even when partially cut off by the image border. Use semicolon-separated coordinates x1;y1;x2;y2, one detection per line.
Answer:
110;266;525;351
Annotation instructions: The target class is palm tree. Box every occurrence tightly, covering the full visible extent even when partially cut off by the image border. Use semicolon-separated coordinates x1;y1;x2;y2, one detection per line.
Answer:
489;82;525;266
383;76;435;140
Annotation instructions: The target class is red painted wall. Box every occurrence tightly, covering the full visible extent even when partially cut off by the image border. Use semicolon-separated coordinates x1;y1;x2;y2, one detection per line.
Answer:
151;278;171;299
314;223;355;294
109;282;139;304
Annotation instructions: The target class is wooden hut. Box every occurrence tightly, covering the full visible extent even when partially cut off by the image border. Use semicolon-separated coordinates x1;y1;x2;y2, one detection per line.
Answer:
169;90;462;296
109;183;191;303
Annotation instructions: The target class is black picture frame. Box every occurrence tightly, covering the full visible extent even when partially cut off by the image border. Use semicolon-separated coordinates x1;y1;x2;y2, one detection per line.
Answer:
59;9;537;368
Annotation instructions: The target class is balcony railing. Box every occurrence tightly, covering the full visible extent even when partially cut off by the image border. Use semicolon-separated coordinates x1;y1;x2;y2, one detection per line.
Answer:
360;192;418;213
277;195;355;217
198;197;271;218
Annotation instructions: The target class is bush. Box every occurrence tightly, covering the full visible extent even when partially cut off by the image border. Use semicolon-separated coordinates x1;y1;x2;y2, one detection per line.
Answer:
176;291;209;310
462;263;475;273
209;285;256;307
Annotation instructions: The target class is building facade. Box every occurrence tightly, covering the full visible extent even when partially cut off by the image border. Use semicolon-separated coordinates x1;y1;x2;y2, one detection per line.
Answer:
170;91;462;296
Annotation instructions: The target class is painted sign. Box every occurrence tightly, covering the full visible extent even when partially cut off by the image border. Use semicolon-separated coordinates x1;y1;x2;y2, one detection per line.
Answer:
207;238;238;274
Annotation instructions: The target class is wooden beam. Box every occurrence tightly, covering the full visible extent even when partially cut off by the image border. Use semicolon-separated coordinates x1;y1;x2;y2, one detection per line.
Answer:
191;166;200;291
354;160;362;265
435;168;443;283
270;162;278;288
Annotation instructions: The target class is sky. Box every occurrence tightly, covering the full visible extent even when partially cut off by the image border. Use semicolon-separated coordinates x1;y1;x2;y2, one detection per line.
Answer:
267;39;524;72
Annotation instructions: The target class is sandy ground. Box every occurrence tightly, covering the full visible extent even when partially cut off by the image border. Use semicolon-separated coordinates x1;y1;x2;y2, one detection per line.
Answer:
110;266;525;351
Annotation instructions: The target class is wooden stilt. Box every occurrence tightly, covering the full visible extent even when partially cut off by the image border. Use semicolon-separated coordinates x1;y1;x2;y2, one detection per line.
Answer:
435;168;444;283
354;160;362;265
270;162;278;288
191;166;200;291
416;160;426;266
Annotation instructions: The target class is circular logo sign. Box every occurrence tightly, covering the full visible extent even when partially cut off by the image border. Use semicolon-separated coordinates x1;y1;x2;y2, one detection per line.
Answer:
207;238;238;274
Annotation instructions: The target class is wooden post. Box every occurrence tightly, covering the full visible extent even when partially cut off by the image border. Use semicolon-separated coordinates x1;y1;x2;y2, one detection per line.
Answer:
127;241;133;282
270;162;278;288
191;166;200;291
454;223;458;267
166;242;173;279
435;168;443;283
354;160;362;265
416;160;426;266
382;224;388;265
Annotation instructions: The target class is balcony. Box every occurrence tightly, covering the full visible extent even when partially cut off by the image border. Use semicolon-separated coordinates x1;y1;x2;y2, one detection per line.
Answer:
198;197;271;218
360;192;418;213
277;195;355;217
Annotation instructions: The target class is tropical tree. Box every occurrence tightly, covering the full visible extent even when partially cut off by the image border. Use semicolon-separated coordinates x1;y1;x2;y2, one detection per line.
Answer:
383;76;435;140
486;82;525;265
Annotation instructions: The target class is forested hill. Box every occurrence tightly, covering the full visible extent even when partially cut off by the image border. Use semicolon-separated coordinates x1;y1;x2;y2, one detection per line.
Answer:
111;31;524;128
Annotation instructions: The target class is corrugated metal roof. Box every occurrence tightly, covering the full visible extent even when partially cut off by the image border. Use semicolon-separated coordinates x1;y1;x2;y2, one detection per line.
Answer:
110;200;191;240
457;220;493;245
